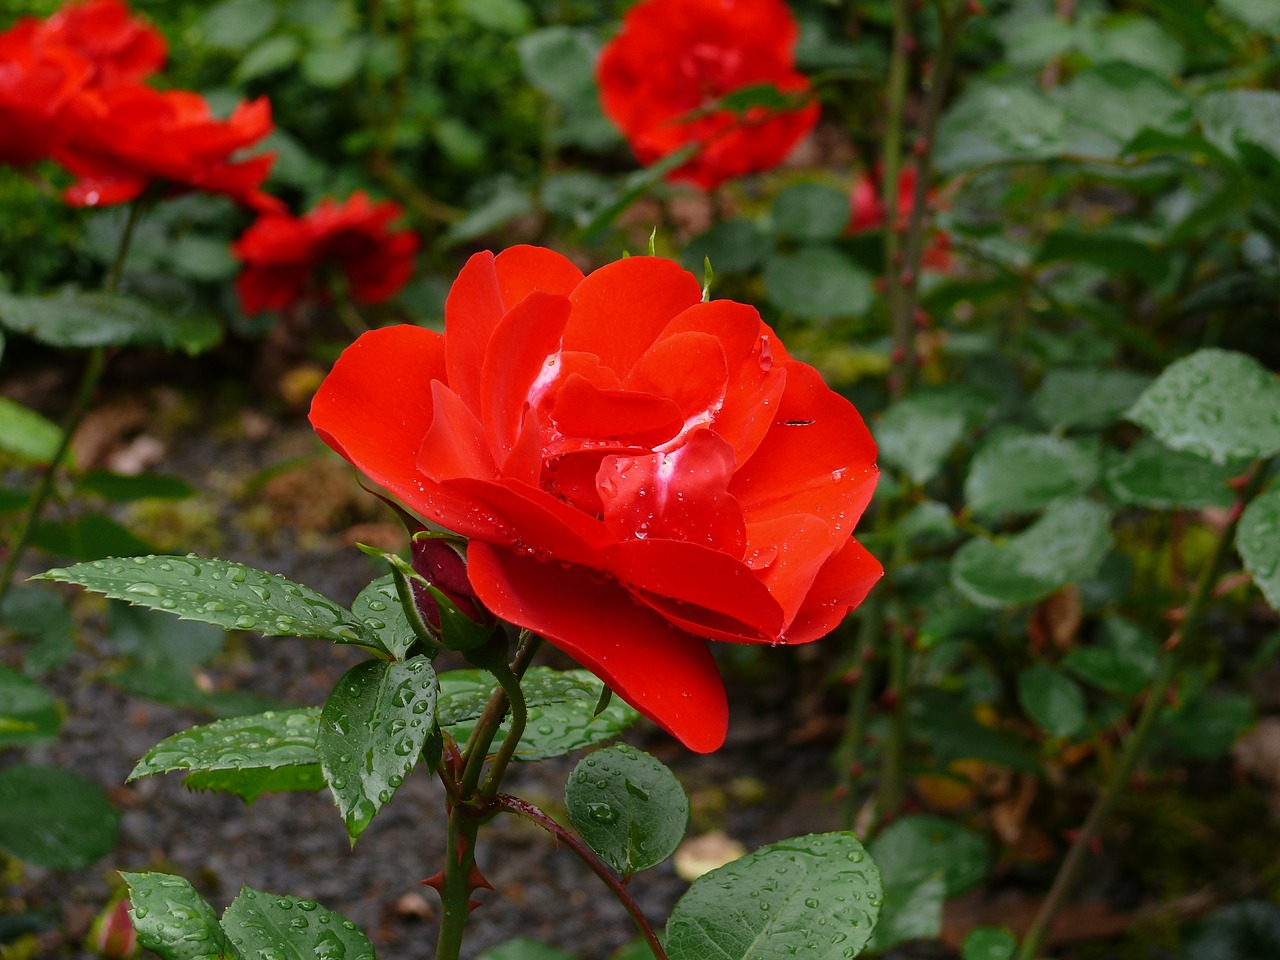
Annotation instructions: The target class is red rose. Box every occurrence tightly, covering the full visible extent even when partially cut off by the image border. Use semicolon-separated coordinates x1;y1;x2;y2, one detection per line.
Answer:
0;23;90;166
596;0;820;190
30;0;166;88
54;86;281;210
309;246;881;752
232;192;420;315
849;167;953;272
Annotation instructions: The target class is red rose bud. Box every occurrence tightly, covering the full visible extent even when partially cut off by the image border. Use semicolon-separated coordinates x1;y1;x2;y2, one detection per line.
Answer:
310;246;881;752
88;899;138;959
410;535;490;631
596;0;819;189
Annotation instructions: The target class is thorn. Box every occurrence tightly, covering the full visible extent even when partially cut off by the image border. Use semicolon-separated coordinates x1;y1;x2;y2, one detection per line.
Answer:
904;34;918;53
467;899;484;913
890;346;908;365
842;667;861;686
965;0;986;16
913;308;932;330
879;688;900;711
419;871;444;891
848;762;864;779
1165;631;1182;652
912;136;928;156
467;863;494;893
899;268;915;287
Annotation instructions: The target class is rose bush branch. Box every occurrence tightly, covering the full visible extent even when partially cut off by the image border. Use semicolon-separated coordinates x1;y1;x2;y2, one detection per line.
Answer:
1017;458;1275;960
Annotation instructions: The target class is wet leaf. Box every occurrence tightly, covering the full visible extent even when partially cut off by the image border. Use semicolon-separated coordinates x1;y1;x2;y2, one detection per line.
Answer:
0;290;220;354
0;665;60;747
122;872;238;960
876;393;969;485
0;397;62;464
867;814;989;897
772;183;850;242
1064;617;1159;695
1018;663;1088;739
865;875;944;954
1126;348;1280;465
1238;488;1280;612
1032;367;1152;431
0;765;118;869
963;927;1017;960
665;832;882;960
221;886;375;960
965;432;1099;519
351;574;416;660
0;585;75;674
319;656;437;841
1104;438;1241;509
565;744;688;876
764;246;874;320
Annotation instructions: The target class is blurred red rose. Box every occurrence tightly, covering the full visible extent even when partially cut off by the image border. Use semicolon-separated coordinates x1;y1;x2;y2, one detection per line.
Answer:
310;246;881;752
232;192;419;315
28;0;166;87
54;86;281;210
849;167;953;272
596;0;820;190
0;24;90;165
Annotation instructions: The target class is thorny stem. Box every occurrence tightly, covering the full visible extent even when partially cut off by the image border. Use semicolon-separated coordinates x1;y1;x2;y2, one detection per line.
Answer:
1016;459;1273;959
874;612;910;828
459;631;541;797
837;598;882;824
0;201;142;604
881;0;911;400
492;794;670;960
434;803;482;960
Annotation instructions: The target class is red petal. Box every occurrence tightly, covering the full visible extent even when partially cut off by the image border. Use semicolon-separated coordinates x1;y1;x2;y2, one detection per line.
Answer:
493;244;584;311
416;381;499;483
565;257;702;374
551;375;684;447
441;477;611;565
731;361;877;540
467;543;728;752
783;536;883;644
742;514;838;626
625;331;728;423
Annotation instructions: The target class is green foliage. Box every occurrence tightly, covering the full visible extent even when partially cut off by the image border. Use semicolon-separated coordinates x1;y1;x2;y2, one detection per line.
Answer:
0;766;118;869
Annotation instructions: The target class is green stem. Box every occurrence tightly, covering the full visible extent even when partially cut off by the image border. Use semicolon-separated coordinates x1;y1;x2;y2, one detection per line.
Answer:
882;0;911;400
479;644;538;800
458;631;540;799
837;599;882;824
434;803;482;960
493;794;669;960
0;201;142;605
874;613;909;827
1016;460;1271;959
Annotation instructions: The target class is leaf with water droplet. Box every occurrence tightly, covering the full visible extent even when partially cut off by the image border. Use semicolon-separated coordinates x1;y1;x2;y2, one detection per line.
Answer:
565;744;687;876
1238;488;1280;613
221;885;373;960
350;574;414;659
34;555;378;648
122;872;240;960
1126;348;1280;465
665;832;882;960
319;656;437;842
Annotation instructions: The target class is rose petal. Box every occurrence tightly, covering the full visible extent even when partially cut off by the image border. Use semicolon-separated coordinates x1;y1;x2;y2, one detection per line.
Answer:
783;536;883;644
565;257;703;374
743;513;839;625
551;375;684;447
625;330;729;425
467;543;728;752
417;381;500;483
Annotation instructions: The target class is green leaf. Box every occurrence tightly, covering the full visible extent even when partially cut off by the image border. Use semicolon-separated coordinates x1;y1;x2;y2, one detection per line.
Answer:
952;498;1113;607
479;940;575;960
122;873;241;960
864;875;944;954
962;927;1017;960
1197;90;1280;162
130;709;322;800
301;37;368;88
867;814;989;897
1060;63;1189;152
1033;367;1153;431
350;574;416;660
876;392;968;485
0;665;61;747
76;470;195;502
462;0;531;33
665;832;882;960
235;35;302;83
1126;348;1280;465
1037;229;1168;282
1180;901;1280;959
318;656;437;841
935;82;1066;173
0;766;118;869
565;744;688;876
772;183;850;242
442;178;534;248
1018;663;1088;739
36;555;378;646
1;584;75;674
1104;438;1241;509
1064;618;1159;695
763;246;874;320
681;220;770;276
221;886;374;960
438;668;641;761
1238;488;1280;611
198;0;277;50
915;690;1038;771
1165;691;1255;759
1217;0;1280;32
0;290;219;353
32;512;156;561
517;27;599;106
169;234;237;282
965;432;1099;519
0;397;61;464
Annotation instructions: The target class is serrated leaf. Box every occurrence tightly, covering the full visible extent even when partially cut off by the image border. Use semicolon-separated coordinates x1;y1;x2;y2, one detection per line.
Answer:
965;432;1098;518
763;246;874;320
76;470;195;502
1032;367;1152;431
0;666;60;747
1126;348;1280;465
438;668;641;761
876;393;968;485
319;656;437;841
1104;438;1241;509
565;744;688;876
122;873;240;960
665;832;882;960
1064;617;1159;695
350;574;416;659
130;708;321;780
0;766;118;869
867;815;988;897
0;290;219;353
1018;663;1088;738
772;183;850;242
36;555;379;647
952;498;1113;608
1238;488;1280;611
0;397;62;464
221;886;374;960
183;765;326;803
